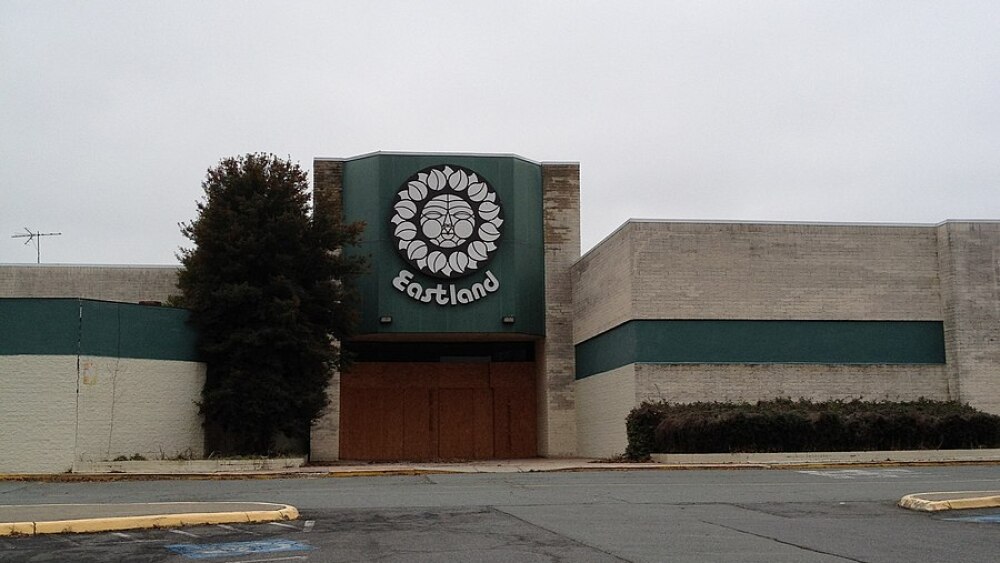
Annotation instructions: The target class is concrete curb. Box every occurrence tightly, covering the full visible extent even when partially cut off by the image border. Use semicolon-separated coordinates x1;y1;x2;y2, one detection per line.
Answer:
2;454;1000;482
651;449;1000;465
0;502;298;536
71;457;307;474
898;491;1000;512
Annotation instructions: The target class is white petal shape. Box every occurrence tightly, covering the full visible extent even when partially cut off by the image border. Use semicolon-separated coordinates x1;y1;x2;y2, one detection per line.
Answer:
449;169;469;191
428;168;446;190
394;199;417;220
394;221;417;241
467;182;487;202
478;201;500;221
484;192;495;202
486;242;497;251
407;240;428;260
448;252;470;273
468;241;489;261
408;181;428;201
426;251;447;273
479;223;500;242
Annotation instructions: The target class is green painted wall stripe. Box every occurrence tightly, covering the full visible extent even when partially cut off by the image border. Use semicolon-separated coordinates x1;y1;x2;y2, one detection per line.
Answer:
1;298;199;362
0;299;80;356
575;320;947;379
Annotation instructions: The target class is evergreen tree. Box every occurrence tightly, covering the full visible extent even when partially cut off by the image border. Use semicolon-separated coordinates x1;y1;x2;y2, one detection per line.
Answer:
177;154;365;454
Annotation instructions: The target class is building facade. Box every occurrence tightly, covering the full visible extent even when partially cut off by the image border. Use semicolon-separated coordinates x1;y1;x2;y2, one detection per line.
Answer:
2;152;998;467
572;220;1000;456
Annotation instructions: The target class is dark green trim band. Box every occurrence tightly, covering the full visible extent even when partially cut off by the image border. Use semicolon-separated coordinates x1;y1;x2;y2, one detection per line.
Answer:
575;320;946;380
0;298;199;362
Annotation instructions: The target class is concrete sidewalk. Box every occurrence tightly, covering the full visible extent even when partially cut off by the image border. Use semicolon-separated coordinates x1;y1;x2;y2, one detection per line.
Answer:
0;502;298;536
5;450;1000;481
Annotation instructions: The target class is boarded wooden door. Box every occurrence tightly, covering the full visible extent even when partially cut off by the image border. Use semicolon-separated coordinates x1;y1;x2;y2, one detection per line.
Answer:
340;362;536;461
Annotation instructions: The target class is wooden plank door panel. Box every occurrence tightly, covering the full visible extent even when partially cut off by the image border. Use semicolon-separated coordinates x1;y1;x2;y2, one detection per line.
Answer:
437;388;476;460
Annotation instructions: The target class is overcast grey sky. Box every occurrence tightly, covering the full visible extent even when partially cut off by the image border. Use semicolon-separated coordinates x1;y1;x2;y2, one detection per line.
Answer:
2;1;998;265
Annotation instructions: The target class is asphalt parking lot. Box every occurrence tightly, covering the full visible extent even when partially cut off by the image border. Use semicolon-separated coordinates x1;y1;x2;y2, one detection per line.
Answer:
3;465;999;562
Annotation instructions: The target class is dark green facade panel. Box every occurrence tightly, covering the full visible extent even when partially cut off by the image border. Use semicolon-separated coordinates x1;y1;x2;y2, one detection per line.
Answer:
575;320;947;379
0;298;80;356
1;298;198;362
342;153;545;336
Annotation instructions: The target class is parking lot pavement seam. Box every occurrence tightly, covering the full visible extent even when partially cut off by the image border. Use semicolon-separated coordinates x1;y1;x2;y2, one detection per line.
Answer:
0;504;299;536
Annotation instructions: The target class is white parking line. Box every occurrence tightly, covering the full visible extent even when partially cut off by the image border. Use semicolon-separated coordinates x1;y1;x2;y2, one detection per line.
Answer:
268;522;298;530
797;469;922;480
302;520;315;533
168;529;200;538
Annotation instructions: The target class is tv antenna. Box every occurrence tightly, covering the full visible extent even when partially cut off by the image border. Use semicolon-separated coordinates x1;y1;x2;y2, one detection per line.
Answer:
11;228;62;264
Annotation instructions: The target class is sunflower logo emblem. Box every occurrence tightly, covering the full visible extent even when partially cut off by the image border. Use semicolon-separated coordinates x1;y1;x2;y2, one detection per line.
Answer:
390;165;504;279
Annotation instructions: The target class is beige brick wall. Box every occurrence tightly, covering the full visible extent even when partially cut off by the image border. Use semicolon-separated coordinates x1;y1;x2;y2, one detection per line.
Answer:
572;226;633;344
309;369;341;462
0;355;205;473
575;365;636;458
938;221;1000;415
537;163;581;456
0;265;179;302
632;221;941;322
574;221;945;344
308;158;345;461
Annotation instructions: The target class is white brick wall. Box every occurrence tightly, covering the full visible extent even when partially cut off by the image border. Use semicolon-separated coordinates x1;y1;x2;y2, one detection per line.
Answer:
634;363;950;405
0;356;78;473
0;355;205;473
575;365;636;458
75;357;206;463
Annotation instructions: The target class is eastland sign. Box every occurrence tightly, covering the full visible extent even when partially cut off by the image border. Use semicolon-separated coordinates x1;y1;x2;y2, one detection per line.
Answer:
391;269;500;306
389;164;504;306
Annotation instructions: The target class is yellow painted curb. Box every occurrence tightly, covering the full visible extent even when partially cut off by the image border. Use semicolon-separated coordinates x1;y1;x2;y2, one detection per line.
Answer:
0;504;297;536
899;492;1000;512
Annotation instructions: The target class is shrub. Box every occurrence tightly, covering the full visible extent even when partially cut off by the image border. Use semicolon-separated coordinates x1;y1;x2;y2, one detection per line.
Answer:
625;399;1000;459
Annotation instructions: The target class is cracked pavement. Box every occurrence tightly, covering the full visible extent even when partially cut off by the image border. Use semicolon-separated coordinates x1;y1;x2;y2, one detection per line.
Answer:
2;465;1000;562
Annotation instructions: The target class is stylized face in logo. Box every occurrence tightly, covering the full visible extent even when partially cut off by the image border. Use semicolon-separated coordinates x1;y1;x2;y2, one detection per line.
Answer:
421;194;475;248
390;165;504;279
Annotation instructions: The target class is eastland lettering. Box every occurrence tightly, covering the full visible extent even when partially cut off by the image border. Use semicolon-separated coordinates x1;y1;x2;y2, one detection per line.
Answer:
392;269;499;305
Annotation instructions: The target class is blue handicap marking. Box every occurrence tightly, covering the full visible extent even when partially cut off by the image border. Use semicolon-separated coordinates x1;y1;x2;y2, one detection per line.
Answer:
167;538;313;559
944;513;1000;523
